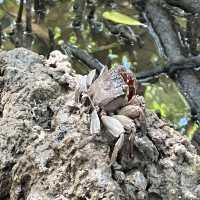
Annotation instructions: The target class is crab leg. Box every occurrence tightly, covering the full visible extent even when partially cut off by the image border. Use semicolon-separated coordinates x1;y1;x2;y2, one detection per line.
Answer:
90;109;100;135
75;75;88;103
101;115;125;138
110;133;125;166
87;69;96;87
129;129;135;158
75;69;96;104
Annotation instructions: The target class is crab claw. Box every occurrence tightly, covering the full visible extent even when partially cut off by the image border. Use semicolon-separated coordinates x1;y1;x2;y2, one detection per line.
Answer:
101;115;125;138
112;115;135;133
117;105;147;135
117;105;140;118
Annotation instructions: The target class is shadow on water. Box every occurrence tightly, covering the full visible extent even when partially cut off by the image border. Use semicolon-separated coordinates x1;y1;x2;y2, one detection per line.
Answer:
0;0;198;136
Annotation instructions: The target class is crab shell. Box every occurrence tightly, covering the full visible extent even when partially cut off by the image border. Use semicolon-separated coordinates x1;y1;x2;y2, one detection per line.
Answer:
88;66;137;112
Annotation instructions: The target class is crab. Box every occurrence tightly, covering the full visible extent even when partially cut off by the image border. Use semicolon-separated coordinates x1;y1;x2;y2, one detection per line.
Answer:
75;65;147;165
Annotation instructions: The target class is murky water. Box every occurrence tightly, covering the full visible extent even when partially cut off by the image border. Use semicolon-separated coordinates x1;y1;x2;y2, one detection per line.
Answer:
0;0;198;136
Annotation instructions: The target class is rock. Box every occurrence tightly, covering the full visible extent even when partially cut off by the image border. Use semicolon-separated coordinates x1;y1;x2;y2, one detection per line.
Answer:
126;171;147;191
0;48;200;200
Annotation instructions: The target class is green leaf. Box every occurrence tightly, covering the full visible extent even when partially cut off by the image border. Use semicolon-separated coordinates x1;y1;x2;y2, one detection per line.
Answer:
102;11;146;27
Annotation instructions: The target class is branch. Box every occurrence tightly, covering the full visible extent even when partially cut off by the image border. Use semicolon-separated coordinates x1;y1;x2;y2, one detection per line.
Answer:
61;44;104;73
165;0;200;14
16;0;24;24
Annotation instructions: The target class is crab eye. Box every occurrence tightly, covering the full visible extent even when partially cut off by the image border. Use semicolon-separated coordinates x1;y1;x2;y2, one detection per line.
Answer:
122;85;129;93
127;79;131;84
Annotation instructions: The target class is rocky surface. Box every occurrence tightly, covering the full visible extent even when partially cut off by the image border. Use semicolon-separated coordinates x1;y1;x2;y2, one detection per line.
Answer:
0;48;200;200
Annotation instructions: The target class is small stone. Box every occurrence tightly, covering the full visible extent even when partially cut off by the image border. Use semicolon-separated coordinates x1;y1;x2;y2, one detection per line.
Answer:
126;171;147;191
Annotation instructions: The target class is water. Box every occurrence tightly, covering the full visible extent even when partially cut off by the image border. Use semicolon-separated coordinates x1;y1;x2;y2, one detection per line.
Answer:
0;0;198;136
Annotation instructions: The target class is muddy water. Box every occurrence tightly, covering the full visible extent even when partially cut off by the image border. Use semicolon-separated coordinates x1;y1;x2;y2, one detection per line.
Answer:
0;0;198;136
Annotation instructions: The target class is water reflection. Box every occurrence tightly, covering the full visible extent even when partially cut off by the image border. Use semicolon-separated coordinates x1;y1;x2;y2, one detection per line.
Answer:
144;75;198;135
